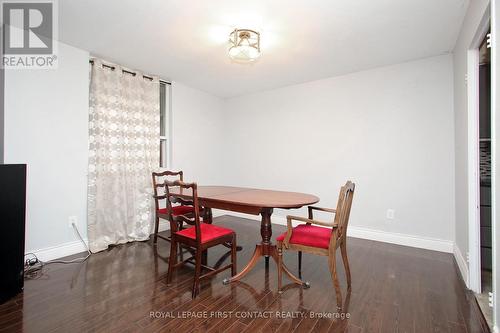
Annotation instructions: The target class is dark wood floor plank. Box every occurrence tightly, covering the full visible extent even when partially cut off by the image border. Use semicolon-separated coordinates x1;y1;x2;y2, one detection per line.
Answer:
223;320;247;333
0;215;489;333
205;277;274;332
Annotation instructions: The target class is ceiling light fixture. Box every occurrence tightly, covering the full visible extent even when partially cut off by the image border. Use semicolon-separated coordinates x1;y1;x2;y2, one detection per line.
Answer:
228;28;261;63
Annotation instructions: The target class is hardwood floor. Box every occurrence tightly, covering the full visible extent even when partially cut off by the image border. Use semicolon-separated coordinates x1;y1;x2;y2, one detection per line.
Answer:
0;215;489;332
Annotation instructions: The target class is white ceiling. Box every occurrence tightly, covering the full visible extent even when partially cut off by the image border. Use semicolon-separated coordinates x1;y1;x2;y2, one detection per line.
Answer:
59;0;468;98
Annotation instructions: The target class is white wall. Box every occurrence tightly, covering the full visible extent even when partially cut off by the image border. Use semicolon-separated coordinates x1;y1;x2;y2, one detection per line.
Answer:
4;42;90;256
170;82;225;185
452;0;491;271
222;55;455;246
3;41;457;259
3;42;225;259
0;61;4;163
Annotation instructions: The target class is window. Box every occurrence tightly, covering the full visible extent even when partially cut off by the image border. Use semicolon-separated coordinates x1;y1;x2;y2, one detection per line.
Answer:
159;82;171;167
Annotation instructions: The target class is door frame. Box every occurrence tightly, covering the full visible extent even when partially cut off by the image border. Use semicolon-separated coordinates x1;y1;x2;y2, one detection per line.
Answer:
491;0;498;329
467;6;491;294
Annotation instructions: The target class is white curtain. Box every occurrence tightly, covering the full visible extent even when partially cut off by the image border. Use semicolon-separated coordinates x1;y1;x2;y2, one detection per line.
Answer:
87;59;160;253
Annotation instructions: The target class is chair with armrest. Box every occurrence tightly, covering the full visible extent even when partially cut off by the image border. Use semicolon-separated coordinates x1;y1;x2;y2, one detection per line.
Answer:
165;180;237;298
152;170;198;243
276;181;355;307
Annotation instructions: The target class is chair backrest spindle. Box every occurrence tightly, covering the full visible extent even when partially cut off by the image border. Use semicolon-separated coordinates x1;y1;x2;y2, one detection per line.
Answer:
152;170;184;211
164;180;202;245
332;181;355;241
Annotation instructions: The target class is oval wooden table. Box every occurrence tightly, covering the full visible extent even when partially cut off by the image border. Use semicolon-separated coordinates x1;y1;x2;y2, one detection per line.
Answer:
170;186;319;284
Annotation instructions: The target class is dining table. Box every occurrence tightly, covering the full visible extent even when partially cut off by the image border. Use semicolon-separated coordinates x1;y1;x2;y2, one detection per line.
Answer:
170;185;320;285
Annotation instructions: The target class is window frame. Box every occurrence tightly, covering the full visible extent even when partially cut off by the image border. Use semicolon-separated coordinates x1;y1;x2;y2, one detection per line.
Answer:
159;82;172;168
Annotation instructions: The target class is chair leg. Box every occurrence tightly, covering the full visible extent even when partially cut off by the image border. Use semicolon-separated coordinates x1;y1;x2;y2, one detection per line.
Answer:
298;251;302;277
277;243;283;293
202;250;208;266
340;240;351;291
192;248;202;299
231;235;237;276
177;241;184;261
328;249;342;308
166;238;178;285
203;208;213;224
153;217;160;243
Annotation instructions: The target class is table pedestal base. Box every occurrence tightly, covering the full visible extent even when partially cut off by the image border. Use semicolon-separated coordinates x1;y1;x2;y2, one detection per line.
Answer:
223;208;308;287
223;243;308;287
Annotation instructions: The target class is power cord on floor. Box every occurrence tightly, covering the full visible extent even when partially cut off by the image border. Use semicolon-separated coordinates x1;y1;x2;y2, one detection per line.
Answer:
24;223;92;280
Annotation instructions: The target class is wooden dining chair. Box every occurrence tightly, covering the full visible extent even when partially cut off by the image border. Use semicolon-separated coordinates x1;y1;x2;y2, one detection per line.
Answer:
276;181;355;307
152;170;198;243
165;180;237;298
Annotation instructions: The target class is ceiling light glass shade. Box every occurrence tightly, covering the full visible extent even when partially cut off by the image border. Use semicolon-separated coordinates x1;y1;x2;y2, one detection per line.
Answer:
228;29;261;62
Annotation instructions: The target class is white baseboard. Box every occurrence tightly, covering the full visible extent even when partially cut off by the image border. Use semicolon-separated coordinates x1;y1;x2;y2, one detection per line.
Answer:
453;243;470;288
27;212;454;262
26;239;89;262
346;225;454;253
213;210;454;253
26;220;171;262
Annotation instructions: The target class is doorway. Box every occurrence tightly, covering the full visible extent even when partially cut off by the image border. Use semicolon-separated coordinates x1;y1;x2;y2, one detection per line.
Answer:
476;30;493;329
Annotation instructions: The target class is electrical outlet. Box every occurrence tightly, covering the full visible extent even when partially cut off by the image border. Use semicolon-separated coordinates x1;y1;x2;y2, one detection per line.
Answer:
488;292;493;307
386;209;395;220
466;252;470;263
68;216;78;228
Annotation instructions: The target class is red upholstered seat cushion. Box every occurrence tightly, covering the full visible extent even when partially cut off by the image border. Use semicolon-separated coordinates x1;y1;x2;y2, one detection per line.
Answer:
276;224;332;249
157;205;194;216
174;223;234;244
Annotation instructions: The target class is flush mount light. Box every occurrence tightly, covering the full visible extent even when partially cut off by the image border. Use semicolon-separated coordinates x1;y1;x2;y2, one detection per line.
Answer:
228;28;261;63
